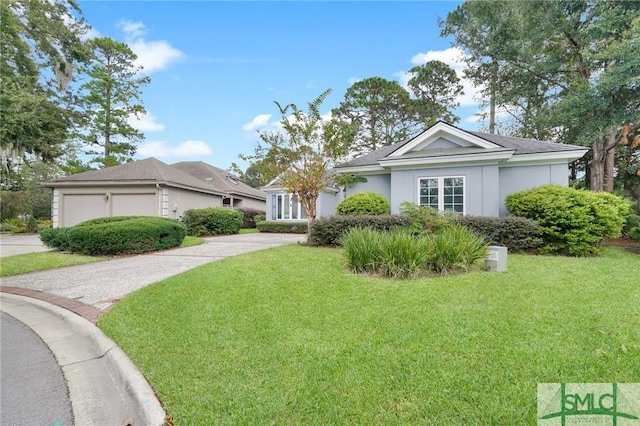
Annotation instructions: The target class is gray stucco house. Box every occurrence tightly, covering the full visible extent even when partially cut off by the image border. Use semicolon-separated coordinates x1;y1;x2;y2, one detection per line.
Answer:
263;122;588;220
42;158;266;227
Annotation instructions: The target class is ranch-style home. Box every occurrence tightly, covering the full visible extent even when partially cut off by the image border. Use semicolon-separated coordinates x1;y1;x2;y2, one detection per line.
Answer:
41;157;266;227
262;121;589;220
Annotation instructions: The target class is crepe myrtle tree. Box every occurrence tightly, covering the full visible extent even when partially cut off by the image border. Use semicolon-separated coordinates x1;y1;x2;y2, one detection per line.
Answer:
249;89;356;239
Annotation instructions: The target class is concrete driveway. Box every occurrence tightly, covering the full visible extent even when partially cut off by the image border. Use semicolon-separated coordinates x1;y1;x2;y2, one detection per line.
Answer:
0;234;52;257
1;232;305;310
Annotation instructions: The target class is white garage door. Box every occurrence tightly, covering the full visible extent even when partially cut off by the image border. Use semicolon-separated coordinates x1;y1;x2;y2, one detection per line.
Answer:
62;194;107;227
111;193;157;216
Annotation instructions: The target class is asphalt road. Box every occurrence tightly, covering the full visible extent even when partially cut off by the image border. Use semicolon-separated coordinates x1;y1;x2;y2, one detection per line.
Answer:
1;312;74;426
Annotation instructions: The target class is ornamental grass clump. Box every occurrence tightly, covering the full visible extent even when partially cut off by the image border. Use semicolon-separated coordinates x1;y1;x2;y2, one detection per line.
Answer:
377;228;432;278
341;224;486;278
427;224;487;274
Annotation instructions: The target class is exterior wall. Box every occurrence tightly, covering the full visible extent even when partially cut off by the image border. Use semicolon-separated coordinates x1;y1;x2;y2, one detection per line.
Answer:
56;185;160;227
498;163;569;215
231;197;266;211
263;189;337;220
166;187;223;219
389;164;501;217
345;174;392;202
317;191;340;218
54;185;224;227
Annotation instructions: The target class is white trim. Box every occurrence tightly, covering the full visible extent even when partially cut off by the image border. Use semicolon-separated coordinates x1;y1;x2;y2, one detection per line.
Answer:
503;150;589;166
391;122;500;157
417;175;466;215
380;150;514;168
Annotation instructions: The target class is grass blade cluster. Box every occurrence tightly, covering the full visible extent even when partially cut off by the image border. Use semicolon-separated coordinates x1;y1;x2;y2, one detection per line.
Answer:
341;224;486;277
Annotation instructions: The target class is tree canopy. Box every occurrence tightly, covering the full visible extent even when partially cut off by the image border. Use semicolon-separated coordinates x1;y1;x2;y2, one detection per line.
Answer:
76;37;150;167
0;0;90;166
441;0;640;192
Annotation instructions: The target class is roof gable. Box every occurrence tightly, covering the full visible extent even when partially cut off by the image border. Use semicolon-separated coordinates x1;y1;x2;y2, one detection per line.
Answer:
336;121;588;170
390;121;501;157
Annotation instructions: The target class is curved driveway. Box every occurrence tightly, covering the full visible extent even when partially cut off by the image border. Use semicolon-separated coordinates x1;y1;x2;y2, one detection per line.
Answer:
1;233;305;311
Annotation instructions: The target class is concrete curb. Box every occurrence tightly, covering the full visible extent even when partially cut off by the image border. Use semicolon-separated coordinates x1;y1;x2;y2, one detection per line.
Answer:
0;293;166;426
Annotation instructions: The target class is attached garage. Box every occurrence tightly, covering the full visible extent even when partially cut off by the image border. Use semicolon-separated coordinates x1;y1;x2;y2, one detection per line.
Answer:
61;193;107;226
42;158;226;228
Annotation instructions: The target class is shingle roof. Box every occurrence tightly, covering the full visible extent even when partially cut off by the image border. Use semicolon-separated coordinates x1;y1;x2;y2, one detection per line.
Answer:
467;131;584;154
40;157;226;195
337;124;587;168
171;161;266;201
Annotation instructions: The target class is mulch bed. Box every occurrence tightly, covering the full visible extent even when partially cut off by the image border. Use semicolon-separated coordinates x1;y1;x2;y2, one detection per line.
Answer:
602;237;640;254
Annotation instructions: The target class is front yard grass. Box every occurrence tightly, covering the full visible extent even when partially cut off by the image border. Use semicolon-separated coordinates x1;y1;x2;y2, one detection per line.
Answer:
0;252;103;276
99;246;639;425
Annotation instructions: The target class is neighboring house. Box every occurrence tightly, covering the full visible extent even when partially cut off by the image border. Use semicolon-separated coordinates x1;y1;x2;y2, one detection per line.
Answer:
262;176;341;221
171;161;266;210
41;158;262;227
262;122;589;220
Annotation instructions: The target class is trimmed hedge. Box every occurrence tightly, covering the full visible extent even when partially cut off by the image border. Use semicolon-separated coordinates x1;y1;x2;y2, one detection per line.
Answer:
40;216;186;256
457;215;544;253
182;207;243;236
39;227;71;252
236;207;266;229
505;184;629;255
256;221;308;234
336;192;390;215
309;214;413;246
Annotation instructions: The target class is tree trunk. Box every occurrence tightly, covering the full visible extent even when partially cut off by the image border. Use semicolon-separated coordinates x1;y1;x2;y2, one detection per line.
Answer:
590;127;619;191
604;148;615;192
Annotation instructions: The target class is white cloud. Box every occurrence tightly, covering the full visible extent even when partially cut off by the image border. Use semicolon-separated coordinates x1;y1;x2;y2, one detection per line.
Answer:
347;77;361;86
117;20;146;38
130;39;183;74
242;114;272;131
138;140;213;158
116;20;184;74
128;111;165;132
406;47;481;107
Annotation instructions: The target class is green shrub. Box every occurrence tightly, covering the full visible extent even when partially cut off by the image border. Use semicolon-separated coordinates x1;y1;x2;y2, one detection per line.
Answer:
65;217;185;256
3;218;26;233
336;192;390;216
236;208;266;229
76;216;139;226
0;222;18;233
457;215;544;252
182;208;243;236
378;228;433;278
25;215;39;233
427;224;487;274
341;227;431;278
622;214;640;241
399;202;458;234
256;221;308;234
39;227;71;252
254;214;266;223
340;227;384;274
506;185;629;256
341;225;485;278
309;214;413;246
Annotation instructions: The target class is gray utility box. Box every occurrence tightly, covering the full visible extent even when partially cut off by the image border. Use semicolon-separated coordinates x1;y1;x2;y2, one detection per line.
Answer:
484;246;507;272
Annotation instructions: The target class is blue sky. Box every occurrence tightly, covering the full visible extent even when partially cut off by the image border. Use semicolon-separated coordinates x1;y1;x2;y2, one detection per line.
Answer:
79;1;484;171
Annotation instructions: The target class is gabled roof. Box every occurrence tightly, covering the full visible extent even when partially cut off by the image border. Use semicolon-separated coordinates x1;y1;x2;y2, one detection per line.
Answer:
171;161;266;201
336;121;588;169
40;157;226;196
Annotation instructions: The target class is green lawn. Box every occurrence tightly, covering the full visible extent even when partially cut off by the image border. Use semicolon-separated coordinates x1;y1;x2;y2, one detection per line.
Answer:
99;246;640;425
0;252;103;276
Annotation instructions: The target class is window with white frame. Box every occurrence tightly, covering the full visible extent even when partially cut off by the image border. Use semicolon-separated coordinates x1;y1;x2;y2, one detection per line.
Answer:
418;176;465;214
272;194;308;220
